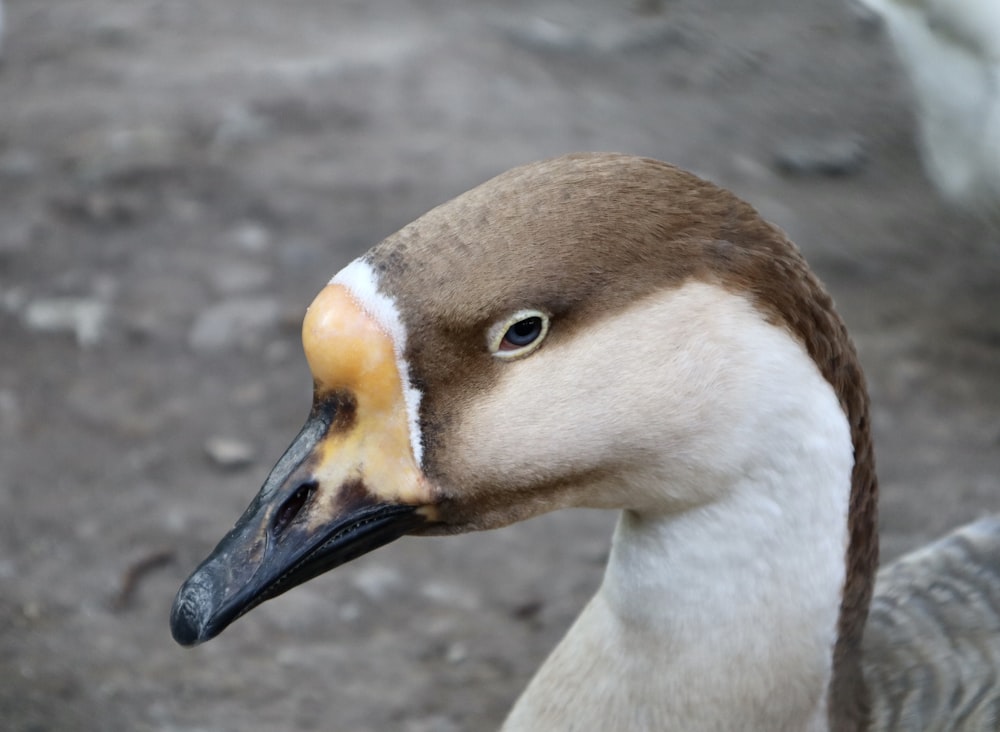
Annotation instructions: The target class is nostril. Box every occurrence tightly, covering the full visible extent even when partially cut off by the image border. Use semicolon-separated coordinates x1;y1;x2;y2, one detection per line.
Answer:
272;481;317;538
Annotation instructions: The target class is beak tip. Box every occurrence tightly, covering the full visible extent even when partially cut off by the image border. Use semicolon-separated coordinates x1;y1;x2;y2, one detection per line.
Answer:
170;574;218;647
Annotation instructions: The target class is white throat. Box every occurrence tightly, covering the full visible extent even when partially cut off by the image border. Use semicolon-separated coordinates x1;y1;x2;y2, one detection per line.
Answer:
500;284;854;732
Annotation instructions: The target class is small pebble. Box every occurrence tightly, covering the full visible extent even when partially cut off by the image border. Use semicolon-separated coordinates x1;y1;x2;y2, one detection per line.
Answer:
226;221;273;252
22;297;109;347
419;580;481;611
204;436;255;469
351;564;405;601
445;642;468;664
338;602;362;622
211;105;271;154
209;262;272;295
773;136;867;177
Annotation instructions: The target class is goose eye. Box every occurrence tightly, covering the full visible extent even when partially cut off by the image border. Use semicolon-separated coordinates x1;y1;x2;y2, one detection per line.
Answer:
489;309;550;360
503;317;542;348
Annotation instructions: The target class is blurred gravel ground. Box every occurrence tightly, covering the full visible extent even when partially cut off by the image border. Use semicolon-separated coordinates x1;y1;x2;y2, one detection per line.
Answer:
0;1;997;730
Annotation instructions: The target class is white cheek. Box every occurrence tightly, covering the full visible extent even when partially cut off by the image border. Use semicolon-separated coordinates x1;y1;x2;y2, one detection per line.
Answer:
449;289;691;503
450;282;848;511
330;258;425;466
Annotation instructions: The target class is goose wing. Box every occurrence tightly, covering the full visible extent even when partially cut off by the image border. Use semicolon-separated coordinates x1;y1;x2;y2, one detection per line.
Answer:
865;516;1000;730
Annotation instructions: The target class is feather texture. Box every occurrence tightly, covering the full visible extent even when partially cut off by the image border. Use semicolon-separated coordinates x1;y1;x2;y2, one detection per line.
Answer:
866;516;1000;730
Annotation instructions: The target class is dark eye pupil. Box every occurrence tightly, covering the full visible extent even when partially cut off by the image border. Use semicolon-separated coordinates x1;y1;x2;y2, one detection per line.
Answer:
504;317;542;347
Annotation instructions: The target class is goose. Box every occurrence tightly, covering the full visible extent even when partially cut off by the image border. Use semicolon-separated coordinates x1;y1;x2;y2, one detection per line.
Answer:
858;0;1000;214
171;153;1000;730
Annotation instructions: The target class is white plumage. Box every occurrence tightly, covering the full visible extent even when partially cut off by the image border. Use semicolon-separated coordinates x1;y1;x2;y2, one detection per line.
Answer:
861;0;1000;213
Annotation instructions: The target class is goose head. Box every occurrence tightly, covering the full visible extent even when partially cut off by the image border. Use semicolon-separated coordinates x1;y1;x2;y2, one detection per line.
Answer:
172;153;878;728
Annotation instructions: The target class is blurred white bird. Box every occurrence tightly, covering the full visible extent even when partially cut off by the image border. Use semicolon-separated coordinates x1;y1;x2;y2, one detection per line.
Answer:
860;0;1000;214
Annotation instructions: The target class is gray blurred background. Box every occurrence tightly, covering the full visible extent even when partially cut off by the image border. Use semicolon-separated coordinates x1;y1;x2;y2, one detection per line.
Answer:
0;1;997;730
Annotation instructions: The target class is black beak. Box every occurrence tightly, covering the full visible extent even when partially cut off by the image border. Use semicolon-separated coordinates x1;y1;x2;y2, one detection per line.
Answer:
170;414;426;646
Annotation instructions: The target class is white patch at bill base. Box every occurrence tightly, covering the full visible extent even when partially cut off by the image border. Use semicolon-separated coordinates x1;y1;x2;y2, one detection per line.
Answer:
330;258;425;466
